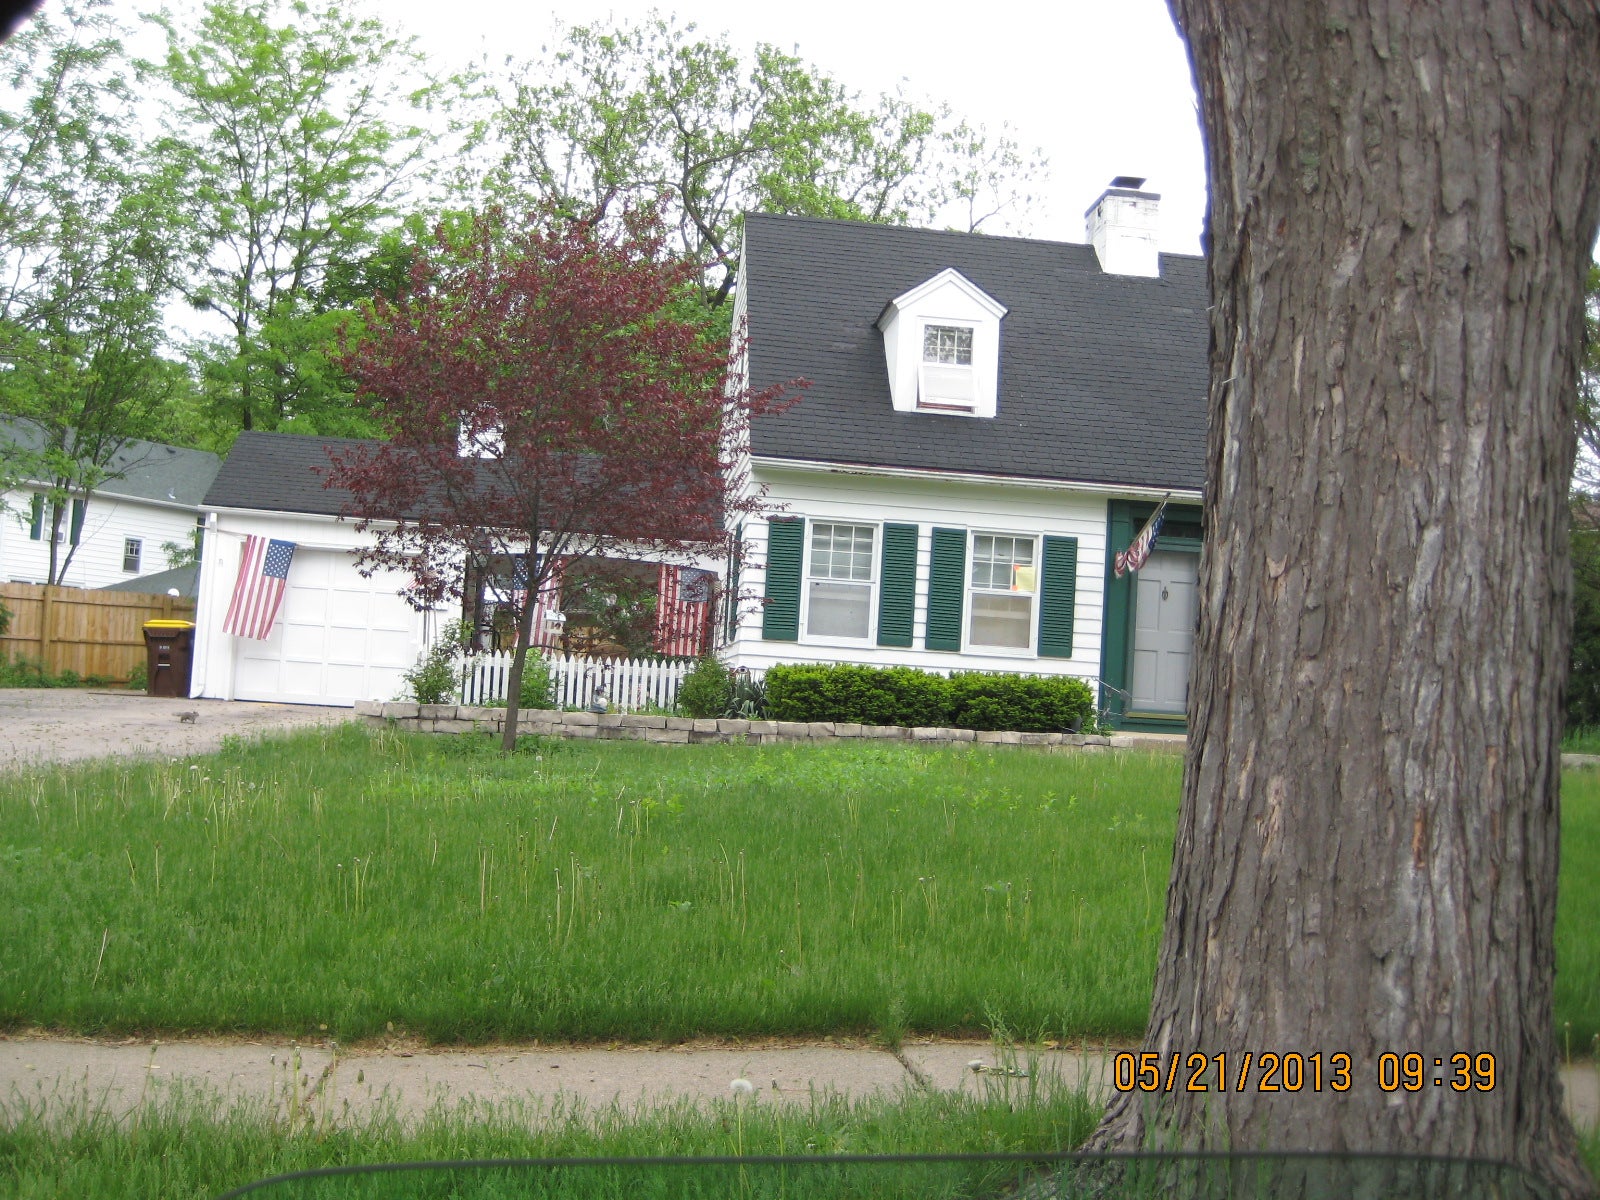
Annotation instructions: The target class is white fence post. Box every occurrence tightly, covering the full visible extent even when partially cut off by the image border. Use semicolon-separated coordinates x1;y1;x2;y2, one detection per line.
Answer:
458;650;692;713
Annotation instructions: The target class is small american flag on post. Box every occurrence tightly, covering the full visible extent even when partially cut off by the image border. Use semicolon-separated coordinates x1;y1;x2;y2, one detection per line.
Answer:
223;535;297;640
1114;495;1170;579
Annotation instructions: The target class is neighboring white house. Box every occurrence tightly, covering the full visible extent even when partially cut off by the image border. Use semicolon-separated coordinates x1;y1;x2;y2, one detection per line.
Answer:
0;420;221;595
721;182;1209;731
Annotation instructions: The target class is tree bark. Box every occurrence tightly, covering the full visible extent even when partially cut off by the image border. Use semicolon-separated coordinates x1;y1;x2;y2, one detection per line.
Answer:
1088;2;1600;1195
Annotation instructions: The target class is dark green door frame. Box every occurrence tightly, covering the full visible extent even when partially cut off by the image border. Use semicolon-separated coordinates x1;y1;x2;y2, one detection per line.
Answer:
1099;498;1203;732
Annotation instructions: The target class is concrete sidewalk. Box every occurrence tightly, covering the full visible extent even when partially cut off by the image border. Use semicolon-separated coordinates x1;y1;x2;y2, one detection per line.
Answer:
2;1034;1594;1130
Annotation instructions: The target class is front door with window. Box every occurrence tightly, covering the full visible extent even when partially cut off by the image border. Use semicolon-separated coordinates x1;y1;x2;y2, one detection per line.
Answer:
1130;549;1197;714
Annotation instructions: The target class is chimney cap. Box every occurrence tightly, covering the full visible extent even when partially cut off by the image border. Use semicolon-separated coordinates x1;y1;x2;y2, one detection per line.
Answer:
1110;175;1147;189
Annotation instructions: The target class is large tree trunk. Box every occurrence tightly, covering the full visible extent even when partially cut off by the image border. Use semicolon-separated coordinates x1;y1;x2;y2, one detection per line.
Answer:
1089;3;1600;1195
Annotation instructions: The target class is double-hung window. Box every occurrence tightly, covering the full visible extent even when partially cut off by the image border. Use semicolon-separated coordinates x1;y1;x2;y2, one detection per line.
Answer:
123;537;142;573
806;522;875;639
919;323;976;410
969;533;1036;649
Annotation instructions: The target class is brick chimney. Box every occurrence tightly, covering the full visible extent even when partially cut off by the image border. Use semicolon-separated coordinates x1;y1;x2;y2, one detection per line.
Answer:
1085;176;1160;277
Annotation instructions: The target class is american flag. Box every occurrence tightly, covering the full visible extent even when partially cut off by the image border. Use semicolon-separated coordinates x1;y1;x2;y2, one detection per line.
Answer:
1114;496;1169;579
528;555;567;648
223;536;297;640
654;564;713;657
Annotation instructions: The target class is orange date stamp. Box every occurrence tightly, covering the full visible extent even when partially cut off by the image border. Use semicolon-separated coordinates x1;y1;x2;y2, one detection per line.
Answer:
1111;1051;1498;1094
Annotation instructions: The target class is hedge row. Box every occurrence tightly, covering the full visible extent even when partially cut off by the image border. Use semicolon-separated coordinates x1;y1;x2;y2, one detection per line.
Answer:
762;663;1094;733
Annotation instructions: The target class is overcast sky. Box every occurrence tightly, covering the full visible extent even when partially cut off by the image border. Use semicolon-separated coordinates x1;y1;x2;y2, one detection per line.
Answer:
387;0;1209;255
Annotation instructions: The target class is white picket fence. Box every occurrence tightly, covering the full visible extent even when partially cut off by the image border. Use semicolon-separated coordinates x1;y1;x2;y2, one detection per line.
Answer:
458;651;694;712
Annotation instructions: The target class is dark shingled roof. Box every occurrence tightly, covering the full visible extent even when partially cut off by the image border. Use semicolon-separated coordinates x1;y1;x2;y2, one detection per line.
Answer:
2;419;222;505
742;213;1209;490
204;431;373;516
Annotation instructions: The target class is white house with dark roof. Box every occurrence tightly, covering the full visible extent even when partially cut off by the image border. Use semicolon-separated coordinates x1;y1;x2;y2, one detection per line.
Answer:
0;420;221;594
186;182;1210;722
723;183;1208;730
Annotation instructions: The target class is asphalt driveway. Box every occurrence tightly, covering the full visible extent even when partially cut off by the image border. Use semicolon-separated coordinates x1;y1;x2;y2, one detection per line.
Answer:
0;688;350;771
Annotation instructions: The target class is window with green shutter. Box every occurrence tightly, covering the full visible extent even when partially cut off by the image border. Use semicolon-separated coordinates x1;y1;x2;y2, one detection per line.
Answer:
28;494;44;540
761;518;803;641
1037;535;1079;658
69;497;85;545
876;523;918;647
925;526;966;651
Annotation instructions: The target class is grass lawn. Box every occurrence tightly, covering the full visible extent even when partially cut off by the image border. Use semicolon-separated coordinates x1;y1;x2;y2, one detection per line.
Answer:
0;1066;1097;1198
2;726;1597;1048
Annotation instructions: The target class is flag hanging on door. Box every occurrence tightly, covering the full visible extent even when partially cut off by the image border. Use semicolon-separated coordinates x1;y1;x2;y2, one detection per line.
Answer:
223;535;297;639
1113;496;1170;578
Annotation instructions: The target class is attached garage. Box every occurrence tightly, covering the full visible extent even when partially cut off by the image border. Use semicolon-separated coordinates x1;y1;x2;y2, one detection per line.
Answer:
190;433;443;707
229;549;422;706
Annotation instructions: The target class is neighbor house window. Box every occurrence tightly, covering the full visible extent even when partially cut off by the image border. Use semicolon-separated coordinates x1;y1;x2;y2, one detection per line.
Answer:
919;324;976;410
806;522;875;638
969;533;1035;649
123;537;142;573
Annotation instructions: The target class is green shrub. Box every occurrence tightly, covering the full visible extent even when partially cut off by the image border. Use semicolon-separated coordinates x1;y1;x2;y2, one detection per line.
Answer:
725;668;766;719
765;663;947;726
0;599;10;638
403;621;472;705
764;663;1093;731
517;650;555;710
677;656;731;718
127;661;148;691
946;671;1093;733
0;656;53;688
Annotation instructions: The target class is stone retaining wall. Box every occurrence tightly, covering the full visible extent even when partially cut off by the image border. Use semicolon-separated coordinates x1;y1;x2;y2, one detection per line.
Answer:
354;701;1114;750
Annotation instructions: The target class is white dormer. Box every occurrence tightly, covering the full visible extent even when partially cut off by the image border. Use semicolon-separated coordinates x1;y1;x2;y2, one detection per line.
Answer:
876;268;1007;419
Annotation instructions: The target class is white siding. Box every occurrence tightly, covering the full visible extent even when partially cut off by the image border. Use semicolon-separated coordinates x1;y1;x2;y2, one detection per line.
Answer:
191;509;441;706
1;488;202;589
723;464;1111;681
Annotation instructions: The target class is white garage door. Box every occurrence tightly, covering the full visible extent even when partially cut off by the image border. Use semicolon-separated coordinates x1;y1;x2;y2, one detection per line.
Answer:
232;549;423;706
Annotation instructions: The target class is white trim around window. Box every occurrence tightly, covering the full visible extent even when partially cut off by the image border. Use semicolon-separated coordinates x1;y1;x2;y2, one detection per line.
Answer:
802;520;878;643
967;530;1038;654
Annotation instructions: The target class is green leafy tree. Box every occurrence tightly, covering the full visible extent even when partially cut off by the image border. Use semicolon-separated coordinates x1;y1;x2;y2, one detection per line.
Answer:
142;0;439;438
0;1;190;581
481;17;1045;309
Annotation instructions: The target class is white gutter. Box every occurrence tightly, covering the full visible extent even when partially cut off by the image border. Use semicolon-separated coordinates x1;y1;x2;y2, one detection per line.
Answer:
748;455;1203;502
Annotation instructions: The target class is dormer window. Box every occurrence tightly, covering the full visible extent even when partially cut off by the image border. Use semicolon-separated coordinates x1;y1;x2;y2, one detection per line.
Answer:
923;325;972;364
877;269;1006;419
919;324;975;410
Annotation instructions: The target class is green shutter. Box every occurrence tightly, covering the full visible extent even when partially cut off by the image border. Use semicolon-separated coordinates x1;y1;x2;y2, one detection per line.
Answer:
876;523;918;647
724;524;743;642
925;527;966;651
761;518;803;641
69;498;85;545
28;494;43;540
1038;535;1079;658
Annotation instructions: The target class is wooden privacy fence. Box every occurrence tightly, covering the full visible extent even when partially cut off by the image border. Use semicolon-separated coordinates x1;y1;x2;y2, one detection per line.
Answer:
459;651;693;712
0;583;196;681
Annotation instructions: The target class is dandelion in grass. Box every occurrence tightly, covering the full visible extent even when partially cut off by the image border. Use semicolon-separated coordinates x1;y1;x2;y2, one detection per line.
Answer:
729;1078;755;1096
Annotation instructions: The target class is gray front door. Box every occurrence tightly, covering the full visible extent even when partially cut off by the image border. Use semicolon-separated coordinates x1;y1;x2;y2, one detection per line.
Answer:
1130;549;1197;714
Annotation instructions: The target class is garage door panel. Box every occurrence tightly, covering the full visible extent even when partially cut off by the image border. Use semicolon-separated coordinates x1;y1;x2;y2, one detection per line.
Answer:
230;548;426;707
